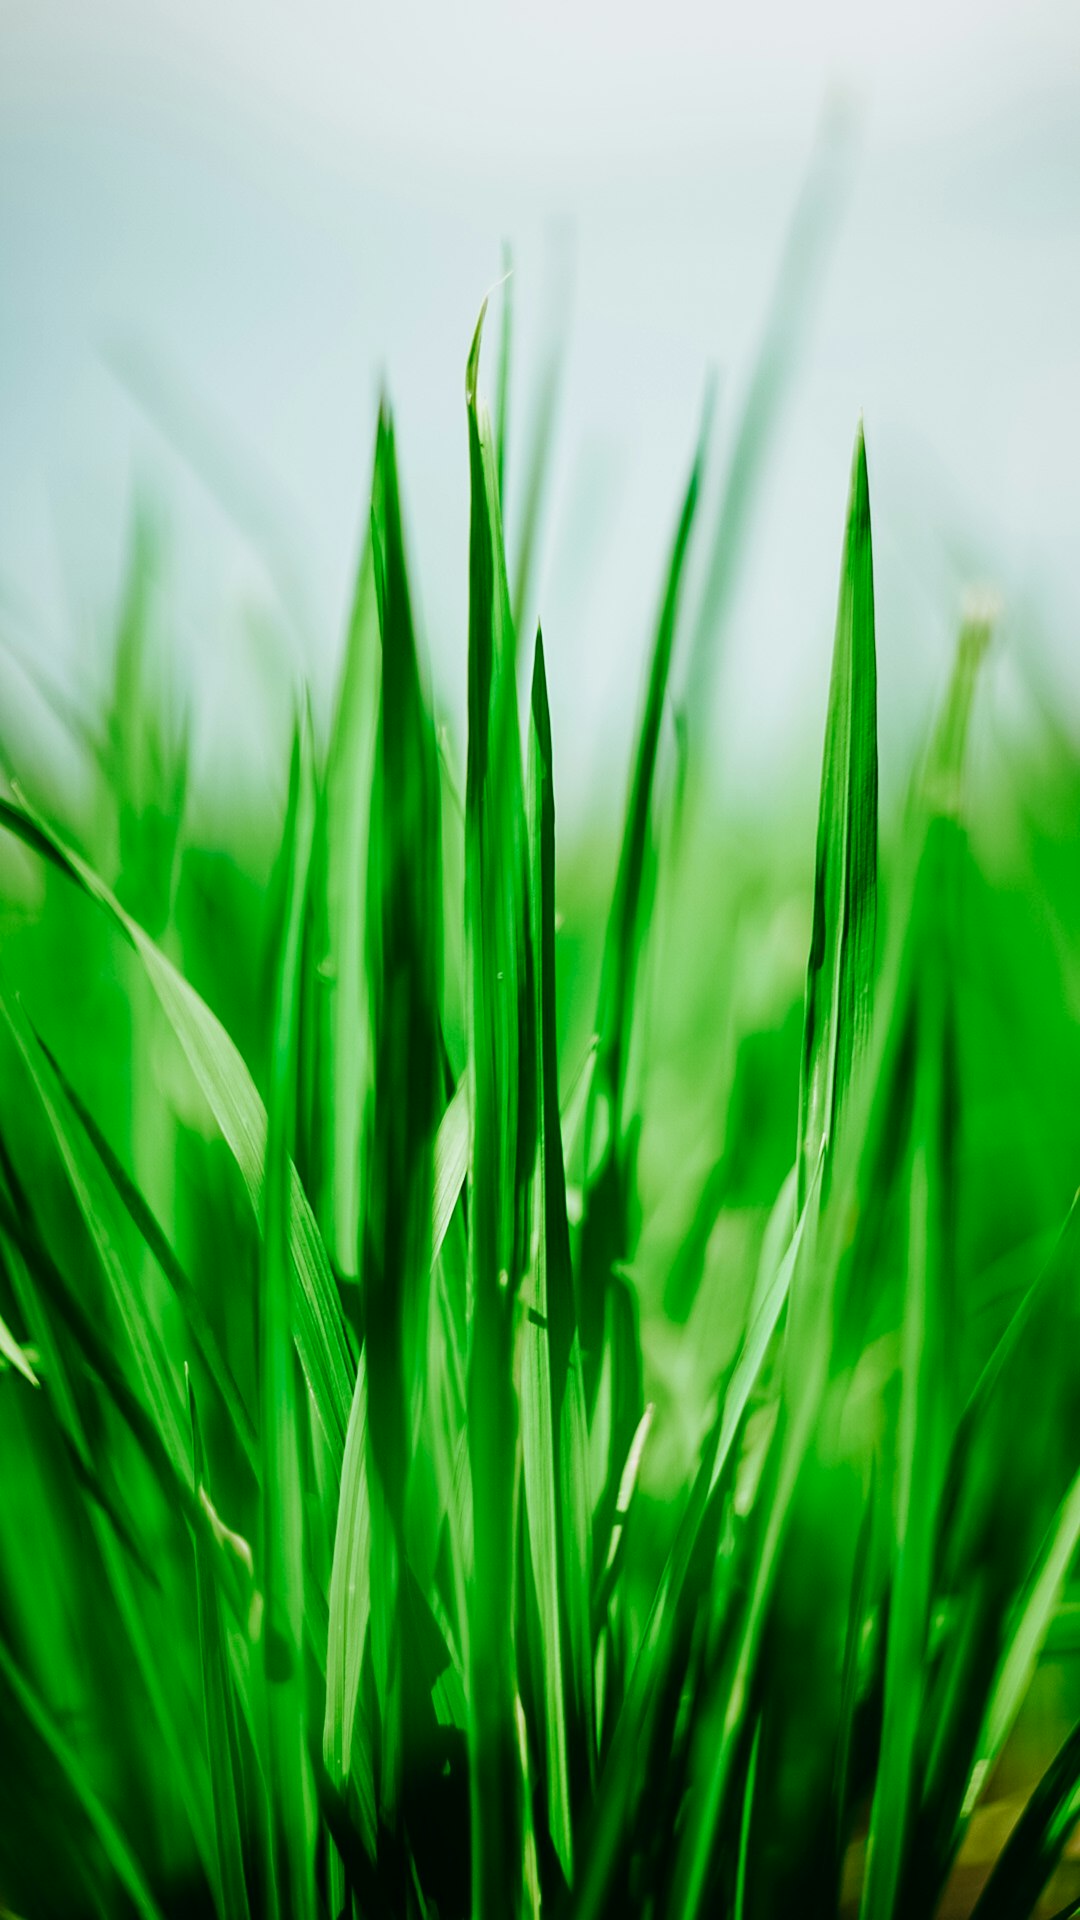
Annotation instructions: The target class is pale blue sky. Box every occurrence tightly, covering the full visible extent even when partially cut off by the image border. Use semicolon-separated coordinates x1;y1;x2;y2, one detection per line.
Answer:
2;1;1079;825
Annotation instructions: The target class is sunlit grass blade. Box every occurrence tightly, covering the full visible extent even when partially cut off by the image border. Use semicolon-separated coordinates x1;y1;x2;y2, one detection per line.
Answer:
521;630;594;1887
464;298;532;1920
797;421;878;1211
38;1030;257;1468
0;1293;37;1384
0;986;190;1475
306;472;381;1282
260;721;318;1920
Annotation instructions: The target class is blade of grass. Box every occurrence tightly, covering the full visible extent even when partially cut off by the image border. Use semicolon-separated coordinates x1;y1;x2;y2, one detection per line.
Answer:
520;631;594;1884
362;400;444;1842
464;297;533;1920
797;422;878;1211
260;720;318;1920
308;475;381;1282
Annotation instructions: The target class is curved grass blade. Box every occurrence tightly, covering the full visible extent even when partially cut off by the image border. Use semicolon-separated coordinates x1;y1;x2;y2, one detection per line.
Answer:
0;987;190;1476
37;1031;257;1468
0;791;354;1463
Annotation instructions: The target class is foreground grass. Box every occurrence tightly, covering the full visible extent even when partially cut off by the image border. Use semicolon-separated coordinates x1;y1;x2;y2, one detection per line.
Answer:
1;289;1080;1920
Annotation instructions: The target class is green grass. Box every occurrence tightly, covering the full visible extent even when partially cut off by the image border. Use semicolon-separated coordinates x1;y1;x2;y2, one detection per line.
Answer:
3;275;1080;1920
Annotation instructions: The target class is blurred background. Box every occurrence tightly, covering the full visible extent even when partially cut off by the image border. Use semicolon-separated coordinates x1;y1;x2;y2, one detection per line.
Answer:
1;0;1079;829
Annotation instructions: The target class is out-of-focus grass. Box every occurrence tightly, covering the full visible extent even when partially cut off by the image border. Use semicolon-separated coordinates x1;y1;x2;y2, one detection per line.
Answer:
1;255;1080;1920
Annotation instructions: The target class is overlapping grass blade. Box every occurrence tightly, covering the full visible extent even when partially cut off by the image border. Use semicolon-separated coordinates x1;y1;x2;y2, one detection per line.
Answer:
0;792;354;1462
38;1031;257;1467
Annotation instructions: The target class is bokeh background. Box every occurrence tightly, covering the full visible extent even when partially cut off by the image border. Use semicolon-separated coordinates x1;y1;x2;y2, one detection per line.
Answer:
3;0;1080;831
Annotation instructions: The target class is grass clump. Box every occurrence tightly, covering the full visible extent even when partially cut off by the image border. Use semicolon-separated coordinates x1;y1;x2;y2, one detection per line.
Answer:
2;279;1080;1920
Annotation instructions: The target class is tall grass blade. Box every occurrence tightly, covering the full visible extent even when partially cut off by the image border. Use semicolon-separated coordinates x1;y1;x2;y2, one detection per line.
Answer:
797;422;878;1211
362;401;444;1845
464;299;533;1920
521;631;594;1886
260;721;319;1920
